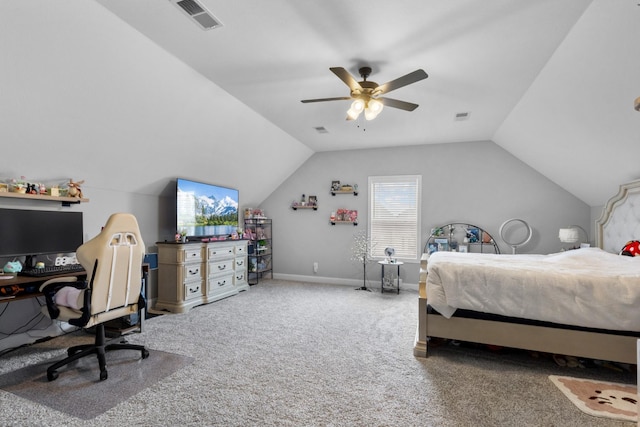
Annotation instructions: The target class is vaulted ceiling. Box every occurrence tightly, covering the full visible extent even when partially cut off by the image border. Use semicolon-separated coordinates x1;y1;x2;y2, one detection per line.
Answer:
91;1;640;206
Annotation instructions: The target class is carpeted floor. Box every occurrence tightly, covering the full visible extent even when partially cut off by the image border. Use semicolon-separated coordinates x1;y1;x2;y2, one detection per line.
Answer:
0;280;636;426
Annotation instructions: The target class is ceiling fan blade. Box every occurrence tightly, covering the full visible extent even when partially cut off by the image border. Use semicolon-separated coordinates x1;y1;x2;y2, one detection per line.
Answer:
378;97;419;111
376;69;428;95
330;67;363;92
301;97;352;103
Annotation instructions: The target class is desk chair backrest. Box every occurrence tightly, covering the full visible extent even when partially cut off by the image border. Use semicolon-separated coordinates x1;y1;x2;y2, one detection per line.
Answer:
77;213;145;327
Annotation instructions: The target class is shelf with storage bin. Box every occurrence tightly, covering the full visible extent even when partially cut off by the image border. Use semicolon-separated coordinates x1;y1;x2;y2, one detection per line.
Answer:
0;191;89;206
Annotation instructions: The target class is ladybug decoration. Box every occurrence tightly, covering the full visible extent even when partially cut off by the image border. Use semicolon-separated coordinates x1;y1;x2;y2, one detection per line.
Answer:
619;240;640;257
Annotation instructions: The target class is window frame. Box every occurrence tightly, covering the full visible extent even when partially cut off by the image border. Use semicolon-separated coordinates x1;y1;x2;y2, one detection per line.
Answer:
367;174;422;263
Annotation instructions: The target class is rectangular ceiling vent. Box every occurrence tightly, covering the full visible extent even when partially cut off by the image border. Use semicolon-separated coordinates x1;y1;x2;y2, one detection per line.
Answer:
171;0;223;31
314;126;329;134
454;112;470;121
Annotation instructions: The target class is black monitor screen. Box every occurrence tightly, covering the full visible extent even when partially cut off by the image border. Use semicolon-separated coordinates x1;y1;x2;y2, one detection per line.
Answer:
0;209;83;258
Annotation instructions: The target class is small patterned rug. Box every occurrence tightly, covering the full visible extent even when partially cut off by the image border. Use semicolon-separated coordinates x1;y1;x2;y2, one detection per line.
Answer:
549;375;637;422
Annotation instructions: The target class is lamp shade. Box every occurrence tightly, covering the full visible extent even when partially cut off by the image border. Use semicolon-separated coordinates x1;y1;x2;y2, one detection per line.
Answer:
558;227;580;243
346;99;365;120
364;99;384;121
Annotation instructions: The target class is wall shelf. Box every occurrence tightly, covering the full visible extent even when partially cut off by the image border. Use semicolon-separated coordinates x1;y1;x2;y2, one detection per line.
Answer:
331;190;358;196
330;220;358;226
291;205;317;211
0;192;89;206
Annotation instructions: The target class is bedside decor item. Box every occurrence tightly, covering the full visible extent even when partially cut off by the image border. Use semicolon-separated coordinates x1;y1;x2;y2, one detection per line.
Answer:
351;230;376;291
499;218;532;254
384;247;395;262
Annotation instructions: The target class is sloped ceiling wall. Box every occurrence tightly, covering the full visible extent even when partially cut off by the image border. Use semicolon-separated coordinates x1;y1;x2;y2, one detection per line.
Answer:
494;0;640;207
0;0;312;208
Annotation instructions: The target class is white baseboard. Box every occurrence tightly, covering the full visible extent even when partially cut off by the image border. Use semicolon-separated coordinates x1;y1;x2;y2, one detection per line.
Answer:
272;273;418;291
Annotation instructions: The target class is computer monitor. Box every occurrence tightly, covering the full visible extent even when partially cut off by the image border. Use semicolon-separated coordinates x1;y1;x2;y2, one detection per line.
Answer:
0;209;83;261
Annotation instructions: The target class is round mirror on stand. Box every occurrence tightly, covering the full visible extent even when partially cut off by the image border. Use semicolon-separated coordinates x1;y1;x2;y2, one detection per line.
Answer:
499;218;532;254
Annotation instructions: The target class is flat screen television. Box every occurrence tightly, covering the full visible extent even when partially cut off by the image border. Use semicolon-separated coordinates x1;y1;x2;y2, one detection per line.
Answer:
176;178;239;239
0;209;84;259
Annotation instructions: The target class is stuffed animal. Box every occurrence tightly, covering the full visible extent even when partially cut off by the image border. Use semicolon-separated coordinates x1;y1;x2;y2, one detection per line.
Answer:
619;240;640;257
67;179;84;198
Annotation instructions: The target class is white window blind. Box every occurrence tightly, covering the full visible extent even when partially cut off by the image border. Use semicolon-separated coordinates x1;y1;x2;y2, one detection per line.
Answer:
368;175;421;261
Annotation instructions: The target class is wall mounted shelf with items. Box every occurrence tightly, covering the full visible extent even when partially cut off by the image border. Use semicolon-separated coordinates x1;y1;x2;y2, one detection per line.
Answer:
424;222;500;254
330;209;358;226
291;194;318;210
330;180;358;196
0;191;89;207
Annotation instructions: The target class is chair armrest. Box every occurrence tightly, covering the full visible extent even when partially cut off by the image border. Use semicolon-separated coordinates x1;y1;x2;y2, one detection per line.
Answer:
39;277;87;320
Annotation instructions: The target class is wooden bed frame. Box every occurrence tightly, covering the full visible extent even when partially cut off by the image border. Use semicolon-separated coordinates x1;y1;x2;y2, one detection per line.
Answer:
413;179;640;364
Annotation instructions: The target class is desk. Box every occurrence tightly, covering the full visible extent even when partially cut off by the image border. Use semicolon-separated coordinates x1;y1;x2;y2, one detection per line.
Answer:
378;260;403;294
0;271;87;302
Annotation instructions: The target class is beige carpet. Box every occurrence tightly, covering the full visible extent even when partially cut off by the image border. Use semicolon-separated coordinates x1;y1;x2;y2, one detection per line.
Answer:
550;375;638;422
0;347;193;420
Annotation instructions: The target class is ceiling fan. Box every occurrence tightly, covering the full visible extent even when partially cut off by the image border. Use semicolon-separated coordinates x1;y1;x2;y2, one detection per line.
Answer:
301;66;428;121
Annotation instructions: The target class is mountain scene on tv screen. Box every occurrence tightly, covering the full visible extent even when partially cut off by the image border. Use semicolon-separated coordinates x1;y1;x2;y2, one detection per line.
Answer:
193;192;238;225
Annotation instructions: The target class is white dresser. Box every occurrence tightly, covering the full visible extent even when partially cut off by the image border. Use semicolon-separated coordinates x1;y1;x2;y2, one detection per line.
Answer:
155;240;248;313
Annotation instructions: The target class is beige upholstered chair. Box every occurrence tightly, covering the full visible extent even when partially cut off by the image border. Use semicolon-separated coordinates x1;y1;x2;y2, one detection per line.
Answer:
40;213;149;381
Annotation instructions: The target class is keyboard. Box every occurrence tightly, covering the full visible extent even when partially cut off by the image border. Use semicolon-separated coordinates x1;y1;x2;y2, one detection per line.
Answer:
19;264;85;277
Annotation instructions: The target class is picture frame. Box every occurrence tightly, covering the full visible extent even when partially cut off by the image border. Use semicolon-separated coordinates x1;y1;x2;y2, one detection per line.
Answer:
434;238;449;252
467;228;480;243
331;180;341;191
0;183;7;193
308;195;317;206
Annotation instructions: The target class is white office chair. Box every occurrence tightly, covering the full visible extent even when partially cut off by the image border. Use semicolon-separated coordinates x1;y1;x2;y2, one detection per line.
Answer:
40;213;149;381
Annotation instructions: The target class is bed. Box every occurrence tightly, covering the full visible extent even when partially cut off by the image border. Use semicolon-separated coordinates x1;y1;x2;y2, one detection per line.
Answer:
413;179;640;364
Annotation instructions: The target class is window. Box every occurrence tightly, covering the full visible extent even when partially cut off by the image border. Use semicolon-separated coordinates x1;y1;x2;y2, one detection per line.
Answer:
368;175;421;262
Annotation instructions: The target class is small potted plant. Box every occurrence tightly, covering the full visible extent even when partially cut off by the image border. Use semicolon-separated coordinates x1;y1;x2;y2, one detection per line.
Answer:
175;229;187;243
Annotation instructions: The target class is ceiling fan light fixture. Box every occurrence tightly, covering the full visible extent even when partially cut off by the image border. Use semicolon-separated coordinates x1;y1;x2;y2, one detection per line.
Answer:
346;99;365;120
364;99;384;121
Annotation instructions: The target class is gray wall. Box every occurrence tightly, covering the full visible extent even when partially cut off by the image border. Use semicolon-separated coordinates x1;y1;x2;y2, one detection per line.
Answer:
260;141;591;287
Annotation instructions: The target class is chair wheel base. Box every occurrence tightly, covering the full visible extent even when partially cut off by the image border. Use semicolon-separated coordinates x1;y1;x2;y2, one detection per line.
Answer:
142;349;150;359
100;370;108;381
47;371;59;381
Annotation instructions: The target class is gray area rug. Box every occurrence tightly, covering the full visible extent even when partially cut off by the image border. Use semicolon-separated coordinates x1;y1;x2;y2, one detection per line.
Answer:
0;347;193;420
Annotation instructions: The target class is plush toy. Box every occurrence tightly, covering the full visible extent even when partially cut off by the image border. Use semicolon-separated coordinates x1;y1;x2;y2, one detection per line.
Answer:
67;179;84;198
3;261;22;273
619;240;640;257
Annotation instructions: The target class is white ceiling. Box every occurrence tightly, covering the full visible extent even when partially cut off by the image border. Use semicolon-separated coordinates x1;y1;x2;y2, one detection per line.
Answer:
95;0;640;207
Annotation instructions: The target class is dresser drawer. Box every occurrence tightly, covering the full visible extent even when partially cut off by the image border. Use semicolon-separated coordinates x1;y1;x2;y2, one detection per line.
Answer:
209;259;233;277
184;281;203;300
208;245;235;260
208;273;234;295
235;243;247;256
234;271;247;284
234;256;246;271
180;263;203;284
158;244;202;263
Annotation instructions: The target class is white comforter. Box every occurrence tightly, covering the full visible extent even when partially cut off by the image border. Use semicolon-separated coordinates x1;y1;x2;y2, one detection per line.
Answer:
426;247;640;331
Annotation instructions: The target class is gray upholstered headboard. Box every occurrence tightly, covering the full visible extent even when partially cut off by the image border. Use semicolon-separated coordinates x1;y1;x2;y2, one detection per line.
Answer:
596;179;640;253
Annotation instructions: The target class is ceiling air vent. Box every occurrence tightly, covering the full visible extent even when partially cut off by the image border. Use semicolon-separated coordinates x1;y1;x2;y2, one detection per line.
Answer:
314;126;329;134
454;112;470;121
170;0;223;31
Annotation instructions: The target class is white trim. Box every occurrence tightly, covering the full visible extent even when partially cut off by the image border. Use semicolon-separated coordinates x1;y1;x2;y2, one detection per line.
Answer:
272;273;419;291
